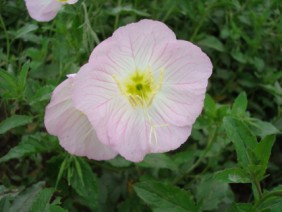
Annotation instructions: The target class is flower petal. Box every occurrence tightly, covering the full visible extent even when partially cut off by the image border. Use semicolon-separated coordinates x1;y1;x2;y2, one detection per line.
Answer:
24;0;62;22
45;76;117;160
111;19;176;70
149;40;212;126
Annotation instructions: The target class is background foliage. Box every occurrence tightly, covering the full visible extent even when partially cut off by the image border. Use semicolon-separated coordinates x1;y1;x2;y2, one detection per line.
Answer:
0;0;281;211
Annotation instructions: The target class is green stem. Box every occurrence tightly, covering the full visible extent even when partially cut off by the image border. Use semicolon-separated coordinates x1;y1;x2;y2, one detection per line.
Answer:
0;14;10;65
173;126;218;184
82;2;100;45
254;179;263;200
114;0;122;30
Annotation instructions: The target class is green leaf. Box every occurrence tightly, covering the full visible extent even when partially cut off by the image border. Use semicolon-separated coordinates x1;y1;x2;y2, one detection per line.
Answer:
223;117;257;167
198;36;225;52
255;186;282;211
232;92;247;116
107;155;132;168
214;167;251;183
0;133;59;163
229;203;253;212
0;115;33;134
246;118;280;138
18;62;30;92
30;188;54;212
29;85;54;105
204;94;217;118
137;153;178;171
254;135;276;178
14;24;38;39
9;182;45;212
71;158;99;211
134;180;198;212
196;174;234;211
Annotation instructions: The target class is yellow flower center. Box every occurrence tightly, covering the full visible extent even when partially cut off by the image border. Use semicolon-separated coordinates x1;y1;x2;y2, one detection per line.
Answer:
113;67;164;108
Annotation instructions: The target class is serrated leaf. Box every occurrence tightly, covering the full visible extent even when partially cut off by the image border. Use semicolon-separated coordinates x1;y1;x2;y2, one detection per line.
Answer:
214;167;251;183
9;182;45;212
30;188;54;212
134;180;198;212
196;175;234;211
223;117;257;167
232;92;247;116
0;115;33;134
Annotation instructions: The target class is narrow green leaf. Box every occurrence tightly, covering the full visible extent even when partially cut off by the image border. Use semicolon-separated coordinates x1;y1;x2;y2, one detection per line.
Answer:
55;158;67;188
18;62;30;91
214;167;251;183
232;92;247;116
74;157;85;186
223;117;257;167
254;135;276;178
71;158;99;211
134;180;198;212
0;115;33;134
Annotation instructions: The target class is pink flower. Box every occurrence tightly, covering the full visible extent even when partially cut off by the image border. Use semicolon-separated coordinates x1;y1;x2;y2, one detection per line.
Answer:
71;19;213;162
24;0;78;22
44;74;117;160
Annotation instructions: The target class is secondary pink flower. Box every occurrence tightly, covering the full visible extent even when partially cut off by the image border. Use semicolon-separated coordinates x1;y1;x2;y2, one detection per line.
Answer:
71;19;213;162
24;0;78;22
44;74;117;160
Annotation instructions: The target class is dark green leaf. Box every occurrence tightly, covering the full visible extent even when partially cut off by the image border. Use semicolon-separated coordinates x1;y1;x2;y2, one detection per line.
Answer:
246;118;280;137
214;167;251;183
198;36;225;52
134;180;198;212
71;158;99;211
0;115;33;134
9;182;45;212
30;188;54;212
0;133;59;163
254;135;276;178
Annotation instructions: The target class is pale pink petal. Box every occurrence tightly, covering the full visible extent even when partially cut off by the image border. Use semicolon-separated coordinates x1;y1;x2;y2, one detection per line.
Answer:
111;19;176;70
24;0;62;22
148;40;212;127
147;108;192;153
45;76;117;160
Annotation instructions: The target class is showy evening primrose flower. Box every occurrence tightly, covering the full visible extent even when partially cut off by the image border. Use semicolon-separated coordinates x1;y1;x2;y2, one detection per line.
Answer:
45;19;212;162
24;0;78;22
44;74;117;160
